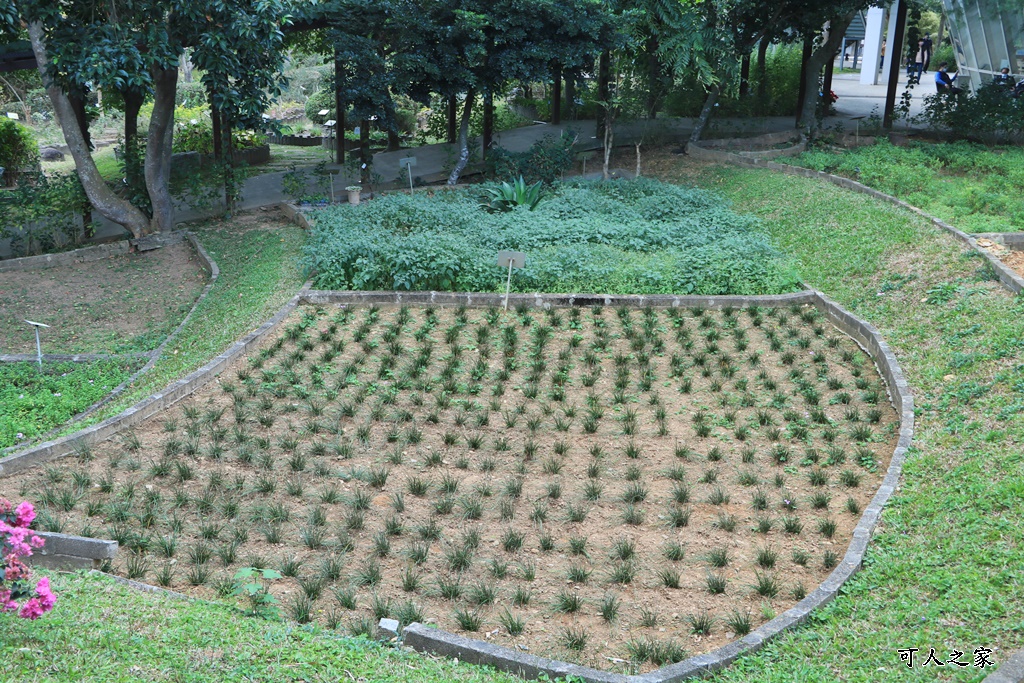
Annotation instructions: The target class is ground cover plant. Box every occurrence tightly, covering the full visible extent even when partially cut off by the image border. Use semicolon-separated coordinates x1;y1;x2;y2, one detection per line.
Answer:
786;139;1024;234
303;178;800;296
2;302;897;673
0;359;143;449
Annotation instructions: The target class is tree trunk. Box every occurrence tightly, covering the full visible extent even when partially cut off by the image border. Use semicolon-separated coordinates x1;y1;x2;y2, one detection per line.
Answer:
211;98;222;160
646;37;660;117
384;95;402;152
447;96;458;143
145;67;177;232
740;54;751;97
796;35;813;122
334;50;345;163
360;120;370;185
797;13;857;130
223;115;236;214
689;84;721;143
69;94;92;151
181;50;194;83
602;106;613;180
597;49;611;141
552;64;562;124
482;89;494;159
564;76;576;120
936;14;946;49
447;91;475;185
123;88;145;192
28;22;150;238
756;36;770;101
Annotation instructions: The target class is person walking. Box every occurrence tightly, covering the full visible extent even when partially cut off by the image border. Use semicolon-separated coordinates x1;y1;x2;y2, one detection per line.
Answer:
921;33;933;72
917;39;933;81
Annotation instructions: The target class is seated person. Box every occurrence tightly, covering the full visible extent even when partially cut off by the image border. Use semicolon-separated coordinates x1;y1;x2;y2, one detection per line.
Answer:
935;63;961;94
994;67;1013;85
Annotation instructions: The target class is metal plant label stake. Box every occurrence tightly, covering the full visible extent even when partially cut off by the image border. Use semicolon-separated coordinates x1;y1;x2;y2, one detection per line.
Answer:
496;251;526;311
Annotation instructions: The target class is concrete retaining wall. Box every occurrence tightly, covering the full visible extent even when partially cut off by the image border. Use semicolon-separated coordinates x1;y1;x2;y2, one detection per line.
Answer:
29;532;118;570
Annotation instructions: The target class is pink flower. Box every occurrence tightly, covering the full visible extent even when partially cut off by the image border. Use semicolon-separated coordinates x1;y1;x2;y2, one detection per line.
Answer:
0;588;16;612
19;597;44;620
35;577;56;612
14;502;35;527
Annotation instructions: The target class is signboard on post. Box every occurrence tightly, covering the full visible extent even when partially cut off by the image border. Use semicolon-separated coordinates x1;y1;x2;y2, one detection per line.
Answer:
496;251;527;311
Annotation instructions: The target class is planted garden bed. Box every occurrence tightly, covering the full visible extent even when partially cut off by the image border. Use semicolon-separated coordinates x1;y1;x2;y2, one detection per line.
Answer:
3;302;898;672
304;178;800;296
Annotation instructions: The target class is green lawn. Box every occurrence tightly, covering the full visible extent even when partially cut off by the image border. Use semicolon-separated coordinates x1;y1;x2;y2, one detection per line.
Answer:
0;570;522;683
6;156;1023;681
664;158;1023;682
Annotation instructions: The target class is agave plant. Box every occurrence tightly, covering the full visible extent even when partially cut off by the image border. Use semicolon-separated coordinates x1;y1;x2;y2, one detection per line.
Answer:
481;176;546;212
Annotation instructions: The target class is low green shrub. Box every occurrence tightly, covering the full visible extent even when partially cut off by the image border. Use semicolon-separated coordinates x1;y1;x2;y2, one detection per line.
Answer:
304;178;799;295
486;132;577;184
0;360;142;448
0;118;38;187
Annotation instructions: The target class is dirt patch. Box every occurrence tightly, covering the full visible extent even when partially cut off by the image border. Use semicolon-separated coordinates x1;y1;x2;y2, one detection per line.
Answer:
0;241;208;355
1;304;898;673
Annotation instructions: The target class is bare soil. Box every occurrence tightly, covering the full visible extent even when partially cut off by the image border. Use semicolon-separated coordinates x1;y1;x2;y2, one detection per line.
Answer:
0;241;208;355
1;304;899;673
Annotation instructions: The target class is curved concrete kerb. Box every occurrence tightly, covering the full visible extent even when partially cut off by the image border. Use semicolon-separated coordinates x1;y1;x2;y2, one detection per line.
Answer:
0;288;914;682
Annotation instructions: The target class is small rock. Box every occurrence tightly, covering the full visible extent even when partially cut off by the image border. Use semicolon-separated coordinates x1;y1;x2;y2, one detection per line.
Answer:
377;618;400;638
40;146;65;161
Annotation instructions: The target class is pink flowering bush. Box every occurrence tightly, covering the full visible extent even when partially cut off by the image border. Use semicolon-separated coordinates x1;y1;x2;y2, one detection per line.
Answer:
0;498;56;619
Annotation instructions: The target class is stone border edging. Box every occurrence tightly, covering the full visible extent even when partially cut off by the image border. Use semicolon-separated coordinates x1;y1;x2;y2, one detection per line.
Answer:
0;288;913;683
29;531;118;570
685;141;1024;295
1;232;221;456
983;650;1024;683
300;289;818;309
0;271;310;475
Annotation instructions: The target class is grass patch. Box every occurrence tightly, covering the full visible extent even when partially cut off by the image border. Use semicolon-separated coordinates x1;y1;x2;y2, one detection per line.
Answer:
304;178;799;295
63;212;306;431
786;139;1024;233
0;570;521;683
0;360;143;448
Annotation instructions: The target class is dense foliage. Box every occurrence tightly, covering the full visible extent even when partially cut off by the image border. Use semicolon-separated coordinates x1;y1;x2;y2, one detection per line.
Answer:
0;360;141;448
486;132;577;185
914;84;1024;142
0;118;37;187
304;178;799;295
0;172;90;256
788;140;1024;233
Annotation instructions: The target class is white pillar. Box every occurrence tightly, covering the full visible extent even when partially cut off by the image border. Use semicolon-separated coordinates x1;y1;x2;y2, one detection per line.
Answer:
883;4;901;82
861;7;887;84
